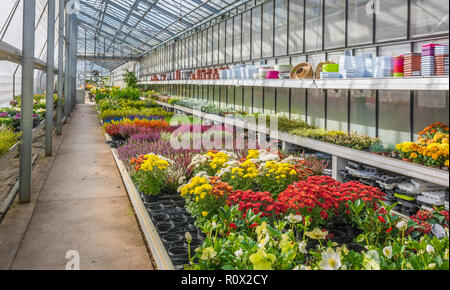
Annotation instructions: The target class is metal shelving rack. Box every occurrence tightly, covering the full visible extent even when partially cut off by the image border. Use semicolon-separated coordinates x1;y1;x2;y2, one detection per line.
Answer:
154;100;449;187
140;77;450;91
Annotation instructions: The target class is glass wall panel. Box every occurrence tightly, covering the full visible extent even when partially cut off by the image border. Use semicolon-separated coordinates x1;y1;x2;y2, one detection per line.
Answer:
291;88;306;121
350;90;376;137
326;89;348;131
235;87;243;110
274;0;288;56
207;27;213;66
414;91;449;140
254;87;264;113
244;87;253;113
376;0;407;42
198;86;204;100
305;0;323;52
378;91;411;145
214;86;221;105
262;1;274;58
307;89;325;128
234;14;242;62
196;33;202;67
288;0;304;54
227;86;235;107
208;86;214;103
277;88;290;117
219;21;226;63
242;10;252;61
348;0;373;45
252;6;262;59
213;24;219;65
411;0;449;37
192;35;198;68
264;88;276;114
324;0;345;49
380;43;412;57
220;86;227;107
226;19;234;63
202;30;207;66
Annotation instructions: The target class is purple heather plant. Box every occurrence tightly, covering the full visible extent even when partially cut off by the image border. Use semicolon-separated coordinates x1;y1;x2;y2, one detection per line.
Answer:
130;130;161;143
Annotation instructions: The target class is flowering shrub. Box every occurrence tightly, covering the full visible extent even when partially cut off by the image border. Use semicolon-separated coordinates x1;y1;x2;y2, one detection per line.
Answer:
278;176;385;226
396;122;449;168
407;210;449;238
103;118;170;139
179;175;234;220
226;190;285;217
290;128;379;151
189;150;239;176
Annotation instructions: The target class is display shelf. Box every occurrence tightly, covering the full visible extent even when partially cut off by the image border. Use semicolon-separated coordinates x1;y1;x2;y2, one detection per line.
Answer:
140;77;450;91
156;101;449;187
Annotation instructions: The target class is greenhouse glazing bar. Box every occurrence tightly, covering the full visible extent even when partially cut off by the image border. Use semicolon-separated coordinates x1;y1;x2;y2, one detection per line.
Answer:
45;0;55;156
57;0;64;135
18;0;36;204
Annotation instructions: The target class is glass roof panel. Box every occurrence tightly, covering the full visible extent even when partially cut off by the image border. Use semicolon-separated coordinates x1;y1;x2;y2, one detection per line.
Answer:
77;0;246;60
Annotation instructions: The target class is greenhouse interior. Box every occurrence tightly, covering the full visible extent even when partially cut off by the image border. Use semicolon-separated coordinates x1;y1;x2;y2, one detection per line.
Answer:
0;0;449;274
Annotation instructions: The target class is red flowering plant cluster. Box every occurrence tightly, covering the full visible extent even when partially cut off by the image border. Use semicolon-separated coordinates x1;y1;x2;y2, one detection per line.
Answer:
226;190;285;218
277;176;385;227
407;210;449;238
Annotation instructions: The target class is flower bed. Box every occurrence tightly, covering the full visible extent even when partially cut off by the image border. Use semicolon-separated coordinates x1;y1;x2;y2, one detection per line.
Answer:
98;87;449;270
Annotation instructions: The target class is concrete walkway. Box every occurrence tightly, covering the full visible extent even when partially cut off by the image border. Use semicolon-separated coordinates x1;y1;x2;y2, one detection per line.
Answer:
0;102;153;270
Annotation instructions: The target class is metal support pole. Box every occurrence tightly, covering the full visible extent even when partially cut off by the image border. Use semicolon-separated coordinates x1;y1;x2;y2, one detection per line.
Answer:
19;0;36;204
57;0;64;134
71;13;77;111
64;6;70;119
45;0;55;156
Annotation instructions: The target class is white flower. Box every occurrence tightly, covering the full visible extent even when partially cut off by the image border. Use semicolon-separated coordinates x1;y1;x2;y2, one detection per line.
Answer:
293;265;300;270
383;246;393;259
258;234;270;249
300;265;311;270
319;248;342;270
426;244;435;255
185;232;192;243
178;176;186;185
195;171;210;178
286;214;303;224
396;220;407;231
298;241;307;254
211;222;217;229
428;263;436;270
234;249;243;258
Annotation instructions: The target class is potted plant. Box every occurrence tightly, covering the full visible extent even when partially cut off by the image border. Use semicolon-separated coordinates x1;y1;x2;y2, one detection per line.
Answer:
369;142;384;155
131;154;173;203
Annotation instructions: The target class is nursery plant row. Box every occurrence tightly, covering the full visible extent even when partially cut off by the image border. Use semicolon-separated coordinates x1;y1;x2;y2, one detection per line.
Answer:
95;86;449;271
146;96;449;188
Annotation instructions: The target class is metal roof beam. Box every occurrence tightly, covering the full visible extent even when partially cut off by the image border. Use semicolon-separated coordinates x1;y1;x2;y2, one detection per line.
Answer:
78;20;146;54
79;1;165;44
190;0;220;14
104;0;177;36
78;12;153;52
106;0;141;52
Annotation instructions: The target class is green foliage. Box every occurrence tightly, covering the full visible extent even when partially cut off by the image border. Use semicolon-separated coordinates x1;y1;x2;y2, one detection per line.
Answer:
123;70;138;88
97;98;158;113
99;108;173;121
0;125;21;155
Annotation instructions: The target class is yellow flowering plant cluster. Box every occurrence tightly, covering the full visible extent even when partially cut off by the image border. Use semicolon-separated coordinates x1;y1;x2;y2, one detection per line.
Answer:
189;150;239;176
258;161;300;197
132;154;173;196
179;173;234;220
396;122;449;169
218;159;259;191
216;150;312;197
